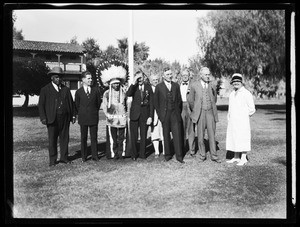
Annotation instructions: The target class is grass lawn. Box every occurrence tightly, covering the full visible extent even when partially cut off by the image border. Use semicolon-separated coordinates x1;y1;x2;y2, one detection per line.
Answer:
11;98;287;219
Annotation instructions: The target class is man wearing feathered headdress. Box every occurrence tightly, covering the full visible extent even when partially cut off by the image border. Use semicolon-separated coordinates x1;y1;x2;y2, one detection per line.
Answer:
100;62;128;160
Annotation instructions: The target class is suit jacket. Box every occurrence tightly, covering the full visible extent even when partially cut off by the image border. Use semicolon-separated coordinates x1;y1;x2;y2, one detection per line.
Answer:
126;83;154;121
187;81;218;123
153;81;183;123
38;83;74;124
75;86;102;125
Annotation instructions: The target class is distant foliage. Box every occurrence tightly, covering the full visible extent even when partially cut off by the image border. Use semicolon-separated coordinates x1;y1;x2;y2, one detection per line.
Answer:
198;10;285;82
13;57;50;107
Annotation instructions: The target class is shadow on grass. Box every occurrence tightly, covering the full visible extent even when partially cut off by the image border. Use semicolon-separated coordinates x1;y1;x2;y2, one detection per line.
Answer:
217;103;286;112
271;156;286;166
13;106;39;117
69;142;107;161
69;139;156;161
182;138;220;158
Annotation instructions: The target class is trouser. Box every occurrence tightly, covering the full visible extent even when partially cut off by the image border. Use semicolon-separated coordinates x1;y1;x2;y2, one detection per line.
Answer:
181;102;195;154
197;109;218;160
80;124;98;160
130;116;148;159
106;126;126;158
47;113;70;165
162;110;183;162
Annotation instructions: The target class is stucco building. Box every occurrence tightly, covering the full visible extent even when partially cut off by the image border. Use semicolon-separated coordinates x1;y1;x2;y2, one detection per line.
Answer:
13;39;87;97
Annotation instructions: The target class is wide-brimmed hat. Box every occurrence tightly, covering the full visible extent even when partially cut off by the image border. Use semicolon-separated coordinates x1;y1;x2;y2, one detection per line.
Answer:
48;66;63;76
230;73;243;84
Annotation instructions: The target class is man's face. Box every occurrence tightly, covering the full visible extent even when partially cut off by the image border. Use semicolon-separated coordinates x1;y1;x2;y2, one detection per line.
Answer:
200;68;211;83
163;70;172;82
82;74;93;86
111;82;120;91
181;71;190;82
151;77;159;87
51;75;61;86
136;73;145;85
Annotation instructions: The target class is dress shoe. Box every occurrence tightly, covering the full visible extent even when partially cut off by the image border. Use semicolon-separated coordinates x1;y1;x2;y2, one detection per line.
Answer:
131;157;137;161
199;158;206;162
81;159;87;163
236;160;248;166
49;163;57;167
60;160;72;164
212;159;221;163
92;158;100;162
226;158;240;163
177;160;185;164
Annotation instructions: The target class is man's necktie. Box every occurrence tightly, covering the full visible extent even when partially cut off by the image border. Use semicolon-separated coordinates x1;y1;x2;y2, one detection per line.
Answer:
140;85;143;99
86;88;90;98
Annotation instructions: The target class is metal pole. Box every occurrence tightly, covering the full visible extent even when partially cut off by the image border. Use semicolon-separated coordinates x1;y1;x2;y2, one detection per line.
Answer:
126;10;134;155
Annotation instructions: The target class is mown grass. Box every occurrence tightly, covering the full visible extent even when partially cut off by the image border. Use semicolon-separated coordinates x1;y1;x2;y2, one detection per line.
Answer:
11;98;287;219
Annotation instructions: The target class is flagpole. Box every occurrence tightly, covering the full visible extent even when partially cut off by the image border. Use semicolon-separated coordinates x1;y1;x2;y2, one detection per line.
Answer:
126;10;134;155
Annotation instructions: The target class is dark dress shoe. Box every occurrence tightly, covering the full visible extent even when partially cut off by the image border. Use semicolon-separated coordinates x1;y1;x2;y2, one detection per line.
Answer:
92;158;100;162
131;157;137;161
178;160;185;164
60;160;72;164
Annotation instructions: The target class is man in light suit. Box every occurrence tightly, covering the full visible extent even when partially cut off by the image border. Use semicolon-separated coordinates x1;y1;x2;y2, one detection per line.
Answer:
75;71;102;162
180;68;196;157
38;66;76;167
153;67;184;163
126;70;154;160
187;67;221;163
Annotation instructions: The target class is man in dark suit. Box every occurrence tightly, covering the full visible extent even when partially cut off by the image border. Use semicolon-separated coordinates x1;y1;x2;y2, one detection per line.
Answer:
187;67;221;163
153;67;184;163
126;70;154;160
38;66;76;167
75;71;102;162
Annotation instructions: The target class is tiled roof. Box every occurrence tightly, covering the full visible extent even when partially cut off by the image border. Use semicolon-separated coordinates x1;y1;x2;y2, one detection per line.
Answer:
13;39;86;54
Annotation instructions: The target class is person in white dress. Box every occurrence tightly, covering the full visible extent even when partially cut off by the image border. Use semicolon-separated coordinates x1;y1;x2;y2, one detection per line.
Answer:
226;73;256;166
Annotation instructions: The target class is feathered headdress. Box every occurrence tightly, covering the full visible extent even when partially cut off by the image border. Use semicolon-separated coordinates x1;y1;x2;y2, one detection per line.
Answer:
96;59;129;108
96;58;129;87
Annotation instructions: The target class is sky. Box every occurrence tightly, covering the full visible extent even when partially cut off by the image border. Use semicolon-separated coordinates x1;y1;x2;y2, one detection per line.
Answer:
13;9;210;66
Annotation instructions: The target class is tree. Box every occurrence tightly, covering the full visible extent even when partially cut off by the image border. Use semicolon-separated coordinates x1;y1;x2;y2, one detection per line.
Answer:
142;58;170;79
82;38;101;79
116;38;150;65
69;36;79;45
13;57;50;107
198;10;285;82
13;12;24;40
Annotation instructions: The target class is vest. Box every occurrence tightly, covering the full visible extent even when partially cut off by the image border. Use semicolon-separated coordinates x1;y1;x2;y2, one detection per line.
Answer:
167;90;175;111
55;90;65;114
202;86;212;110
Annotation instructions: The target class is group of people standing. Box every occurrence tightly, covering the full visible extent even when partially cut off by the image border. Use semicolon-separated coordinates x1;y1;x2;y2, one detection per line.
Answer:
38;64;255;167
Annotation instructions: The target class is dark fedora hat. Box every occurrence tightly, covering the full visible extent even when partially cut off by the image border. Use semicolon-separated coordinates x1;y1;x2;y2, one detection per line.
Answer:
48;66;64;75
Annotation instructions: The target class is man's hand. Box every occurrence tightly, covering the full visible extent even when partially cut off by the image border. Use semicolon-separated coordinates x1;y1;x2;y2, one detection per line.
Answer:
134;74;142;84
146;117;152;125
41;119;47;125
